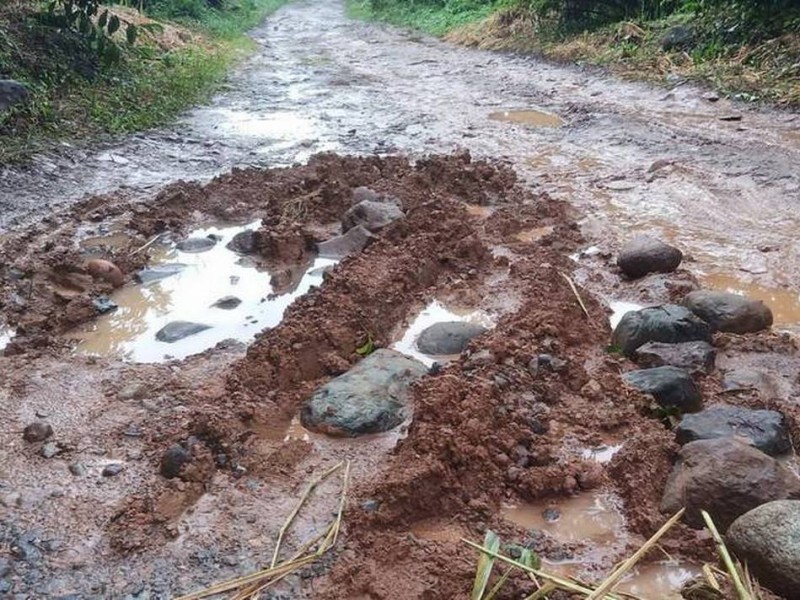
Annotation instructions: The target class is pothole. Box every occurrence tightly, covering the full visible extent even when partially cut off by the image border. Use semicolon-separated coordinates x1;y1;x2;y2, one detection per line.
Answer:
391;300;494;366
489;109;565;128
69;221;337;362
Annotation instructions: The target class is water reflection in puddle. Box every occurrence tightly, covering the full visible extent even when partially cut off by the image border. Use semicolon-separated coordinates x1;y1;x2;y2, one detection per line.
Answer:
204;109;315;141
617;561;701;599
489;109;564;128
580;443;623;463
71;222;337;362
392;300;493;366
700;272;800;328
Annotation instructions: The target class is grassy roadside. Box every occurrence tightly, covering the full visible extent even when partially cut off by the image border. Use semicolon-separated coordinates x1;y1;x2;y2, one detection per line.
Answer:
0;0;288;163
349;0;800;108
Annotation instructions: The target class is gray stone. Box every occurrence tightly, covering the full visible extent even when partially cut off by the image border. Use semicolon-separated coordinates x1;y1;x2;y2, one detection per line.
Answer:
0;80;29;112
211;296;242;310
301;349;427;436
160;445;191;479
317;225;374;259
176;237;216;253
676;406;791;456
226;230;259;254
351;186;381;203
155;321;211;343
23;422;53;443
623;366;702;412
118;382;147;400
342;199;403;233
136;263;186;284
722;368;779;397
102;464;124;477
684;290;773;333
633;341;716;374
40;442;61;458
660;25;695;51
660;438;800;530
92;296;118;314
617;236;683;279
68;462;87;477
727;500;800;599
611;304;712;356
416;321;487;355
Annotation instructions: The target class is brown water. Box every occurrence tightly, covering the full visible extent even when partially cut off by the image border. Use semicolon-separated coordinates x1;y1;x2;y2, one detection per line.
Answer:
700;272;800;329
489;109;565;128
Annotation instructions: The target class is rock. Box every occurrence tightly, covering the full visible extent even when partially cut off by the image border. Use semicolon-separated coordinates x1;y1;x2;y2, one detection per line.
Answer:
623;366;702;411
118;382;147;400
722;368;778;396
226;230;259;254
211;296;242;310
0;79;29;112
660;438;800;530
617;236;683;279
155;321;211;343
342;200;403;233
727;500;800;599
351;186;381;203
23;422;53;443
176;237;216;253
416;321;487;355
160;445;191;479
684;290;773;333
611;304;712;356
660;25;695;51
68;462;87;477
102;464;124;477
85;259;124;288
633;341;716;374
93;296;118;314
317;225;374;259
40;442;60;458
301;349;427;436
135;263;186;284
676;406;791;456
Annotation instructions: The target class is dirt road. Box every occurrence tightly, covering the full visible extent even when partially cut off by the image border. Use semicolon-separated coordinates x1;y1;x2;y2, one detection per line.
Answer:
2;0;800;309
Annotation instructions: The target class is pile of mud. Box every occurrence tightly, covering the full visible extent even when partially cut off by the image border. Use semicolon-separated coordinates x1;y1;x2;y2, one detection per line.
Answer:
1;153;799;599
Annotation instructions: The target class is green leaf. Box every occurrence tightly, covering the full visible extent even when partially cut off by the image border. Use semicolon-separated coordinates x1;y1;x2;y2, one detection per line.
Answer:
355;333;374;356
98;9;108;28
126;24;138;44
471;530;500;600
108;14;120;35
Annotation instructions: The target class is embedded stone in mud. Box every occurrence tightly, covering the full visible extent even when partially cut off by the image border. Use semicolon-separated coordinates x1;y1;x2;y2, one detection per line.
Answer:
85;258;124;288
684;290;773;334
135;263;187;284
176;237;216;253
675;406;791;456
660;437;800;530
226;229;259;254
160;444;192;479
727;500;800;599
617;235;682;279
317;224;373;259
301;349;427;436
211;296;242;310
23;422;53;443
611;304;712;356
155;321;211;343
416;321;487;355
341;199;403;234
633;340;716;374
623;366;702;412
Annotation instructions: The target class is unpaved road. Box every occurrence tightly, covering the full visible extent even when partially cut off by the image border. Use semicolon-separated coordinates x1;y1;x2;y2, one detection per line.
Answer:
2;0;800;300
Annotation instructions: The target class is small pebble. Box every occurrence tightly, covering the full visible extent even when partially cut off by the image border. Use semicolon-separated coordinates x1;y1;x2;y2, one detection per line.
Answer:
40;442;60;458
102;464;124;477
69;462;87;477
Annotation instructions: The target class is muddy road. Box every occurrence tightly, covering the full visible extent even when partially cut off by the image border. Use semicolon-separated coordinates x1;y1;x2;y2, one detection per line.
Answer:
2;0;800;319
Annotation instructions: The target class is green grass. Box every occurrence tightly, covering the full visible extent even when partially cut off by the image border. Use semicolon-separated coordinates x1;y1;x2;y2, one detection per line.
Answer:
0;0;287;162
347;0;501;37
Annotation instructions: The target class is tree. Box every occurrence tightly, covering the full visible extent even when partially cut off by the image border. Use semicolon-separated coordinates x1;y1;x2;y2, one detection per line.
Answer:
46;0;138;63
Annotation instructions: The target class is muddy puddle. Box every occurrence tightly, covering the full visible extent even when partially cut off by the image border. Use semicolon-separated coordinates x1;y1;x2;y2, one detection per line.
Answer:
70;222;337;362
700;272;800;330
489;109;564;128
580;442;623;463
391;300;493;366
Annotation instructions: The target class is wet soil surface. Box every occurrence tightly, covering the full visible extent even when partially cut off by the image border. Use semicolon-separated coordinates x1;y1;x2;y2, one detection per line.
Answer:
2;1;800;599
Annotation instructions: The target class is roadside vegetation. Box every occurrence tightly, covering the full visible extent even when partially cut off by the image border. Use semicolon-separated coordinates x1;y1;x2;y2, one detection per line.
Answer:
0;0;286;162
350;0;800;106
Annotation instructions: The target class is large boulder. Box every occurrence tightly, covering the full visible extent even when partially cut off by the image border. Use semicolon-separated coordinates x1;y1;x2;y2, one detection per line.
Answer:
611;304;712;356
676;406;791;456
0;80;29;112
317;225;373;259
342;200;403;233
301;349;427;436
684;290;773;334
727;500;800;600
416;321;487;355
155;321;211;343
633;340;716;374
623;366;702;412
617;236;682;279
660;438;800;530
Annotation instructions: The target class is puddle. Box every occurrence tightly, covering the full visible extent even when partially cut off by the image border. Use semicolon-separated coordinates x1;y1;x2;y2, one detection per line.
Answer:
203;109;315;142
70;222;337;362
79;232;133;251
501;491;624;544
699;272;800;328
580;443;623;464
0;326;14;352
616;561;701;599
392;300;493;366
489;109;564;128
608;300;644;330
